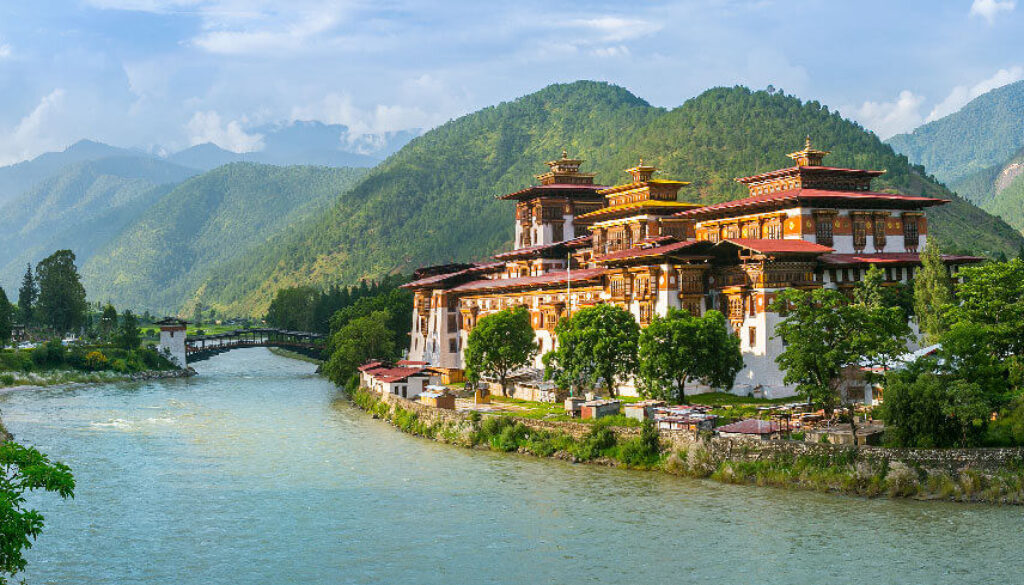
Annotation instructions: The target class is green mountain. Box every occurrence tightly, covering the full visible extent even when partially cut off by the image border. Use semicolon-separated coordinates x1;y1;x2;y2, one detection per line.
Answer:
0;156;197;292
80;163;367;312
888;80;1024;183
185;82;1024;317
950;148;1024;235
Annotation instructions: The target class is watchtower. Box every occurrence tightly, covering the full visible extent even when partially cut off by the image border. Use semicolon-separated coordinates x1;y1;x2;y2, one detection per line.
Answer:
155;317;189;368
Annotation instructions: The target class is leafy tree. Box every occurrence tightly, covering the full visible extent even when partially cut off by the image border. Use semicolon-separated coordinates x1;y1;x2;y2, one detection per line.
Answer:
99;304;118;339
16;264;36;325
945;257;1024;359
35;250;88;334
544;304;638;397
913;239;954;342
117;310;142;351
637;308;742;403
323;310;396;386
881;367;991;448
0;441;75;584
464;307;537;397
0;288;11;349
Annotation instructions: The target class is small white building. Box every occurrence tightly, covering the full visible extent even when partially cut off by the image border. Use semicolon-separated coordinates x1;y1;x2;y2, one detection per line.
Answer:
364;364;440;400
156;317;188;368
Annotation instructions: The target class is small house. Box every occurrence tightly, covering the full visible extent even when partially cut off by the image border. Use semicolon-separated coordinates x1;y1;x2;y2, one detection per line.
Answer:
623;400;666;421
580;399;620;420
420;387;455;410
715;419;782;441
368;366;440;399
564;396;586;417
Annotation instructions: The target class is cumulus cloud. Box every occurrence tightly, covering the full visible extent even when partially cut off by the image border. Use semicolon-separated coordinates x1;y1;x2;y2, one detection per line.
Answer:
290;92;438;137
970;0;1016;24
570;16;662;43
847;90;925;139
0;89;69;165
185;111;264;152
192;9;343;55
926;66;1024;121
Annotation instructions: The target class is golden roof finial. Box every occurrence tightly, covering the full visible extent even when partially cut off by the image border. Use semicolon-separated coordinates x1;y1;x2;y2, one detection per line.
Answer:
805;135;812;150
562;149;568;159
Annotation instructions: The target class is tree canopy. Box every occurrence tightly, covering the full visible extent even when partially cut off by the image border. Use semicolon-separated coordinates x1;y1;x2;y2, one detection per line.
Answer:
464;307;537;396
637;308;742;403
544;303;639;397
35;250;88;333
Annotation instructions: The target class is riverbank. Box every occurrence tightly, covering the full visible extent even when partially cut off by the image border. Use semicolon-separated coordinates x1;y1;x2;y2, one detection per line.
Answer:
351;387;1024;504
267;347;323;365
0;367;195;390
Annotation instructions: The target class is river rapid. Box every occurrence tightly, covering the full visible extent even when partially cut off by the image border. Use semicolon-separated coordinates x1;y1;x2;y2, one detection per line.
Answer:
2;347;1022;584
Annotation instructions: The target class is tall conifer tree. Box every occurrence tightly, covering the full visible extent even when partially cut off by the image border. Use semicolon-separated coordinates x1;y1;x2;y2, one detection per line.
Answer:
913;238;954;343
17;264;36;325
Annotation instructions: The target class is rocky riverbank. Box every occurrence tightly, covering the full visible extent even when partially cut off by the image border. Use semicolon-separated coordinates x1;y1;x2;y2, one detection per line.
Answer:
0;367;196;390
350;387;1024;504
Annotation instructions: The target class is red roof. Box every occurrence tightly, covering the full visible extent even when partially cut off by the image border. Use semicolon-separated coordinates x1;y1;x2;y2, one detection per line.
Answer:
721;238;833;255
735;165;885;184
674;188;948;219
396;360;428;366
498;183;607;201
819;253;984;267
372;366;430;383
357;361;384;372
401;262;503;289
448;267;607;294
716;419;781;435
594;240;710;263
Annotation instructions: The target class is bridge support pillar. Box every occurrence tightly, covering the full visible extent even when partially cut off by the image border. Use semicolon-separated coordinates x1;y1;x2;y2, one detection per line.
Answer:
156;318;189;369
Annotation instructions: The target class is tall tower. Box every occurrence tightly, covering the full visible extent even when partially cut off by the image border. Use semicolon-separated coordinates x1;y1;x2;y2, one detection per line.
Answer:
156;317;188;368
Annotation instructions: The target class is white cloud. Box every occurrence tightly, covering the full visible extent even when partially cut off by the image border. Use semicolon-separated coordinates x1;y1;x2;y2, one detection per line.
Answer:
847;90;925;139
0;44;11;59
290;92;439;137
185;110;264;152
192;9;342;55
970;0;1016;24
926;66;1024;121
592;45;630;58
570;17;662;43
0;89;69;165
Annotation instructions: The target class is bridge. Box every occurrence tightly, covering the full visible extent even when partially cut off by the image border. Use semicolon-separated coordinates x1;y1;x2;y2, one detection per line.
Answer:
184;328;327;363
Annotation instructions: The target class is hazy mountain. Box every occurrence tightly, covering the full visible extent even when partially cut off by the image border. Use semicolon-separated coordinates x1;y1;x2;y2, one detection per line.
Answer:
81;163;368;312
166;121;418;171
181;82;1024;317
0;139;145;207
0;156;197;292
888;80;1024;183
950;147;1024;236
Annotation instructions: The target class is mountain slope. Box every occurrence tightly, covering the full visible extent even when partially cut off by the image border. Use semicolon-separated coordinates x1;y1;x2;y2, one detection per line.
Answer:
0;156;197;291
188;82;1024;317
80;163;367;311
888;80;1024;183
0;140;150;207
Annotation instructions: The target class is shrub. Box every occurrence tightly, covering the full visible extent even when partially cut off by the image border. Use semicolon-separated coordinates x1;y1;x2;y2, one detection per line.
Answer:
30;340;66;368
572;424;617;460
111;359;130;373
1;373;15;385
0;351;33;373
617;420;662;467
84;351;108;370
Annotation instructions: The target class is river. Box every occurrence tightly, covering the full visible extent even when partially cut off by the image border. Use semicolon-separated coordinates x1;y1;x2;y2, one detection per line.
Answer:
2;347;1022;584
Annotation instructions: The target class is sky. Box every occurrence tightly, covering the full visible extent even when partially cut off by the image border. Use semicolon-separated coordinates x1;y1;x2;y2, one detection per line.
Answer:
0;0;1020;165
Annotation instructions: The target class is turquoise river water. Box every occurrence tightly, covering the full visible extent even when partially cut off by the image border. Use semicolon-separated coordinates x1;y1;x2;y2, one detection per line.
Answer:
2;348;1023;584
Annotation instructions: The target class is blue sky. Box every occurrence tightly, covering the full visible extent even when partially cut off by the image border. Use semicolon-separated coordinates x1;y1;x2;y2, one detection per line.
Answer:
0;0;1020;164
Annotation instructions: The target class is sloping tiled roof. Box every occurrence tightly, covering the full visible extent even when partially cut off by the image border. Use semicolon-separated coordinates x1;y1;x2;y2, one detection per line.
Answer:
577;199;700;220
372;366;430;383
716;419;781;435
357;361;384;372
819;253;984;266
721;238;833;255
448;267;607;294
735;166;885;184
594;240;710;263
673;189;947;219
401;262;503;289
498;183;606;201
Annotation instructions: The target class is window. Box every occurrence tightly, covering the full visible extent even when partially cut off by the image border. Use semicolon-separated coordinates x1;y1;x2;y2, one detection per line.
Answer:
873;215;887;250
610;277;626;298
903;215;919;249
852;215;867;250
749;295;756;317
552;222;564;242
815;215;833;247
766;220;783;240
449;338;458;353
748;326;757;347
447;314;458;330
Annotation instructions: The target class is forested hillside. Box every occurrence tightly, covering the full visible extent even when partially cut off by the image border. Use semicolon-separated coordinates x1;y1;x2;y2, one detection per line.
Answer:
81;163;367;312
888;80;1024;183
188;82;1024;317
0;156;196;291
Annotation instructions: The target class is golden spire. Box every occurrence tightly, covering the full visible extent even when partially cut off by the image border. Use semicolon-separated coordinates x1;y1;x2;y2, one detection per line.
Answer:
626;158;656;183
787;136;830;167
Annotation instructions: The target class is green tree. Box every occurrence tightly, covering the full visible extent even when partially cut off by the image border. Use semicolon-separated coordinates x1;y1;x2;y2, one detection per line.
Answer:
544;304;638;397
99;304;118;339
464;307;537;397
16;264;36;326
0;441;75;584
944;257;1024;359
117;310;141;351
913;238;954;342
881;367;991;448
0;288;12;349
35;250;88;334
637;308;742;403
323;310;396;386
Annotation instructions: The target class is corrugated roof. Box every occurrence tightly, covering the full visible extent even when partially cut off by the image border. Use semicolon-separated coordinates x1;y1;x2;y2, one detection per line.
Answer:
498;183;606;201
673;188;948;219
716;419;781;434
448;267;607;294
721;238;833;255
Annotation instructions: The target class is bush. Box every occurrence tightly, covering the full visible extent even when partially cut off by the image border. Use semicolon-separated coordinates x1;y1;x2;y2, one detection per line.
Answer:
572;423;617;461
617;420;662;467
1;373;15;386
84;351;108;370
30;340;66;368
0;351;33;373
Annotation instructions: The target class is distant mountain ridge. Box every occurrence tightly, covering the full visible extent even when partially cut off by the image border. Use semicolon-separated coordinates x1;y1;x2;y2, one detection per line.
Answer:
182;82;1024;317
